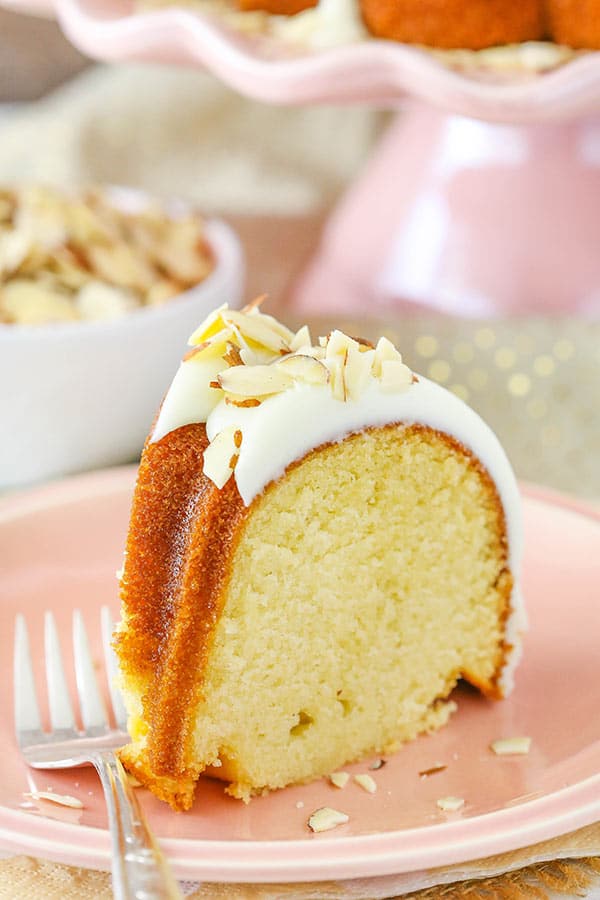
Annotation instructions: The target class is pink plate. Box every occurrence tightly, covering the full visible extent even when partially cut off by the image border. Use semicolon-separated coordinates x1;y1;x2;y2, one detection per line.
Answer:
0;467;599;882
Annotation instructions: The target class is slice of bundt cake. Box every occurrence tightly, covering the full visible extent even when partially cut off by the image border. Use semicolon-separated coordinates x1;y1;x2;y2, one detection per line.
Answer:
115;302;524;811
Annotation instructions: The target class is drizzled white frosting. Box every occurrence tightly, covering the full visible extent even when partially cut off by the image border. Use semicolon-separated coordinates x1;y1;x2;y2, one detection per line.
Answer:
152;344;525;695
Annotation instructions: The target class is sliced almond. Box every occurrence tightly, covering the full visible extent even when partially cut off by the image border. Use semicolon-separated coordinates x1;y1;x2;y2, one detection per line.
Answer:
325;329;359;361
372;336;403;377
188;304;229;346
241;294;267;314
379;360;413;393
291;344;326;361
203;426;242;489
353;773;377;794
225;395;262;408
307;807;349;833
87;241;155;293
223;309;292;353
436;796;464;812
490;737;532;756
183;331;232;363
343;345;373;401
328;356;347;402
1;280;77;325
275;354;329;385
76;281;138;322
222;342;244;367
218;364;293;397
0;229;30;277
146;278;181;307
329;772;349;789
289;324;312;352
24;791;84;809
419;764;447;778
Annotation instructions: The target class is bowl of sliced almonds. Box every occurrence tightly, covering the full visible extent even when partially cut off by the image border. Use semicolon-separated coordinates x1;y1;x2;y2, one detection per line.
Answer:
0;184;244;489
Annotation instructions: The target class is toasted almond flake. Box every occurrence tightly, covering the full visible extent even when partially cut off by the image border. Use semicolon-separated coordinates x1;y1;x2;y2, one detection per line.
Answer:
115;567;124;581
225;396;262;408
491;737;532;756
183;331;231;362
379;359;413;393
372;335;403;377
223;309;292;353
218;364;293;397
233;429;243;449
2;280;78;325
369;758;386;770
436;796;464;812
188;304;229;345
25;791;84;809
329;772;349;789
275;353;329;385
419;764;447;778
353;335;375;350
222;342;244;367
354;773;377;794
290;324;312;352
292;344;326;361
343;344;374;401
239;345;273;367
325;329;359;361
203;425;239;489
241;294;267;313
126;774;143;788
327;355;347;403
308;807;349;833
0;229;30;277
211;759;222;768
228;452;239;469
76;280;138;322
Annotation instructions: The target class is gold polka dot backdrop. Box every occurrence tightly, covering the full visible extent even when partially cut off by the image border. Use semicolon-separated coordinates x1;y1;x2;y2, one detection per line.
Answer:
306;317;600;500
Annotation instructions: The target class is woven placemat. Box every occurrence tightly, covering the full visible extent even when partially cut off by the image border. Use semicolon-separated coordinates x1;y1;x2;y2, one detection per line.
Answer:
2;821;600;898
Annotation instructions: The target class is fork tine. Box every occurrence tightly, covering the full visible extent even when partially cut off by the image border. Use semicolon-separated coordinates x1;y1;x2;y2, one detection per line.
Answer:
73;610;108;731
100;606;128;729
44;611;76;731
13;615;43;737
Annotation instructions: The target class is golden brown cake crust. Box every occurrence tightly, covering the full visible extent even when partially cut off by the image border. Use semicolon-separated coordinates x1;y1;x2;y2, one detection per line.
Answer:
117;422;513;809
237;0;316;15
359;0;545;49
116;424;249;800
546;0;600;49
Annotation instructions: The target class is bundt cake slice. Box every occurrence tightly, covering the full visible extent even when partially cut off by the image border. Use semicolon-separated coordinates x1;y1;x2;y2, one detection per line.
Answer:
115;302;524;810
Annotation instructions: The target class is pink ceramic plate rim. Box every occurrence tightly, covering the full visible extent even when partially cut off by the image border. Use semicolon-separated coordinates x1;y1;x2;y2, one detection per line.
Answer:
50;0;600;121
0;467;599;881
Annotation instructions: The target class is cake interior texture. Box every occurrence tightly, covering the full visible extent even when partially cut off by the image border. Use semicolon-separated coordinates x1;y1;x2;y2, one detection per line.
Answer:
118;421;511;807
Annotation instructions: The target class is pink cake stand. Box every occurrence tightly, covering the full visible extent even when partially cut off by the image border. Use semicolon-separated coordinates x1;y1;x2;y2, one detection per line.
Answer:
26;0;600;315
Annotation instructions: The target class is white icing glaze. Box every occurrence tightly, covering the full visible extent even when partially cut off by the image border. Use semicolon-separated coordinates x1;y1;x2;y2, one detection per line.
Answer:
153;357;224;444
273;0;367;48
155;366;525;696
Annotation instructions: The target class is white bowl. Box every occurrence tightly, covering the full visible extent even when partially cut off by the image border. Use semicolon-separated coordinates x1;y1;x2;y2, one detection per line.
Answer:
0;215;244;489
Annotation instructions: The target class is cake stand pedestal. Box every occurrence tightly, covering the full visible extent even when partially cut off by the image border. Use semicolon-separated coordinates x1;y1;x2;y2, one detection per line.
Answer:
17;0;600;315
291;101;600;316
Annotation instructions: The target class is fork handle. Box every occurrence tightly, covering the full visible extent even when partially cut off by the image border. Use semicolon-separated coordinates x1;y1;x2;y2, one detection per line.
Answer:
93;750;182;900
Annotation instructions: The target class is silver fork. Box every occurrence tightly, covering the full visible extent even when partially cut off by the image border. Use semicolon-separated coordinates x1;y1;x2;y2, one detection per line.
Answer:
14;606;182;900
